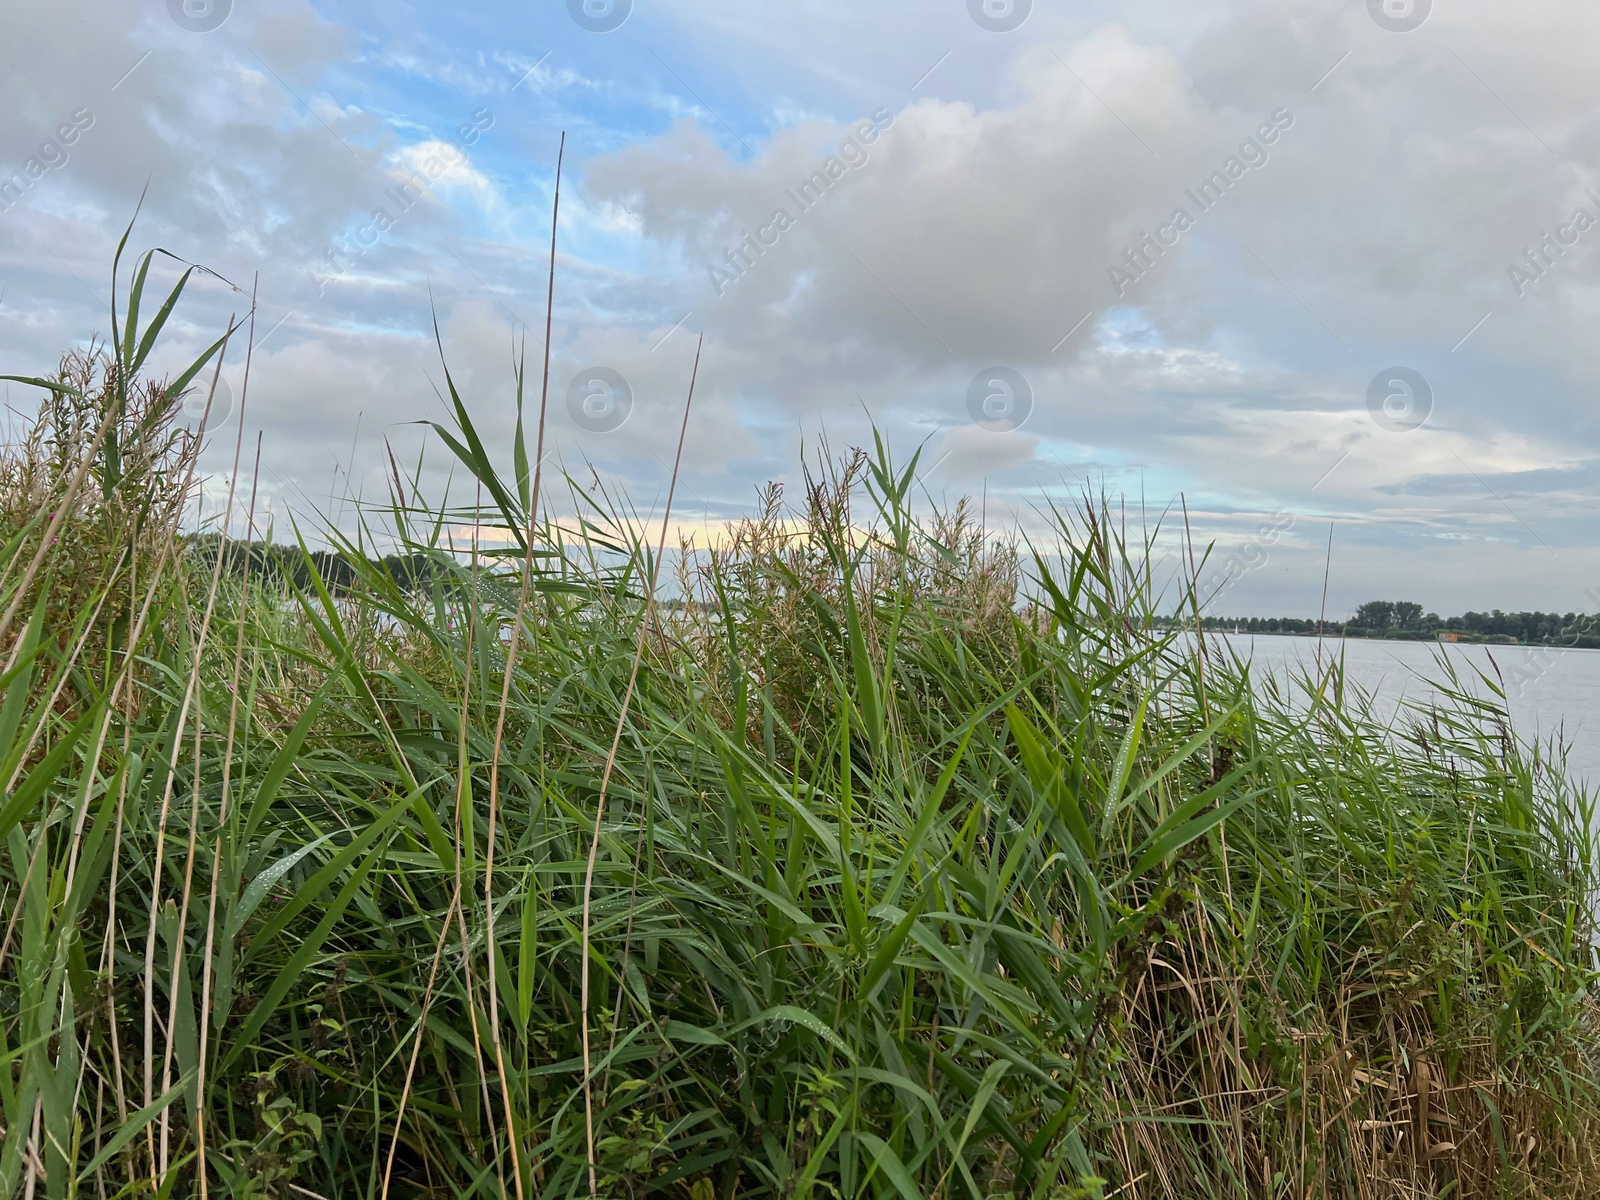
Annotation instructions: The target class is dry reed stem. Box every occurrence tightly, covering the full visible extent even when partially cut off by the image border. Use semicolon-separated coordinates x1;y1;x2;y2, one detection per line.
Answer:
196;421;263;1197
380;887;465;1200
446;492;507;1197
139;329;235;1181
482;129;563;1200
579;335;701;1197
1098;891;1600;1197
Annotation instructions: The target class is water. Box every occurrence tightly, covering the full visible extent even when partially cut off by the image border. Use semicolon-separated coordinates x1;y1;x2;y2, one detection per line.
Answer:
1210;633;1600;785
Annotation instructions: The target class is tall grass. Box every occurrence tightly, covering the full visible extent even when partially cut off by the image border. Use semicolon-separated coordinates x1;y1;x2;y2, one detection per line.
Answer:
0;243;1597;1199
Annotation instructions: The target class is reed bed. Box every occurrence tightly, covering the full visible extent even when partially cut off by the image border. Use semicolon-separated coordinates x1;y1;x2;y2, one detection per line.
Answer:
0;241;1597;1199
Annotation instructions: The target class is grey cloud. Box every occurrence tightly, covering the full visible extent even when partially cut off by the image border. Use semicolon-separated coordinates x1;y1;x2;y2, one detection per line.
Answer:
3;0;1600;610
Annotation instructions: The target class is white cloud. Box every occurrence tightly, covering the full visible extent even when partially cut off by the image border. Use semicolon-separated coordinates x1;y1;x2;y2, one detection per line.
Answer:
3;0;1600;614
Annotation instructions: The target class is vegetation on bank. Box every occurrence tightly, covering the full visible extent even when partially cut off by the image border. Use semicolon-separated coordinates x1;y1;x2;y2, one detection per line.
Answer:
188;536;446;595
1192;599;1600;647
1;248;1598;1200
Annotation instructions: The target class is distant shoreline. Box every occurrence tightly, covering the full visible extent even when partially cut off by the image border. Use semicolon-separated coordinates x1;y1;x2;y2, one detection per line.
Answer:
1189;628;1600;651
1167;602;1600;650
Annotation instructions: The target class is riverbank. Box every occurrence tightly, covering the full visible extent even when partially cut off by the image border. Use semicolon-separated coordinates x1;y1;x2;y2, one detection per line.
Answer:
1180;616;1600;649
1200;631;1600;785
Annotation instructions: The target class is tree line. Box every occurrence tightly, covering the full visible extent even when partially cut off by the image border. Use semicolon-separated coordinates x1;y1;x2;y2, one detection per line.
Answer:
1186;599;1600;648
187;534;446;594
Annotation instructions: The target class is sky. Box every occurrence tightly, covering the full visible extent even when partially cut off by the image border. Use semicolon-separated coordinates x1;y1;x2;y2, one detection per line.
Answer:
2;0;1599;618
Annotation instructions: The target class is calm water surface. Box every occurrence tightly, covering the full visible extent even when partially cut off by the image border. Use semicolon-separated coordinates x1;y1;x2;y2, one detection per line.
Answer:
1211;633;1600;785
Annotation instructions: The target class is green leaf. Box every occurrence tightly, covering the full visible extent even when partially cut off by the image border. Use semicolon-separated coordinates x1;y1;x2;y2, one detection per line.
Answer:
857;1132;923;1200
728;1005;858;1063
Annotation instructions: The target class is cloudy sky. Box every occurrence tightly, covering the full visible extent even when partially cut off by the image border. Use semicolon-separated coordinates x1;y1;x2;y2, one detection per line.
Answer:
2;0;1598;616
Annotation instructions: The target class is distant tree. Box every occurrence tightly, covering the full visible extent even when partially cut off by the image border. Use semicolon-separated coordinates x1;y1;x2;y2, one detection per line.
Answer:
1354;600;1395;629
1392;601;1423;628
1351;600;1424;629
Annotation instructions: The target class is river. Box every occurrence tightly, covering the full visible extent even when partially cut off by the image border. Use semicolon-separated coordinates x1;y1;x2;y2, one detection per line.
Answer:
1208;633;1600;787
